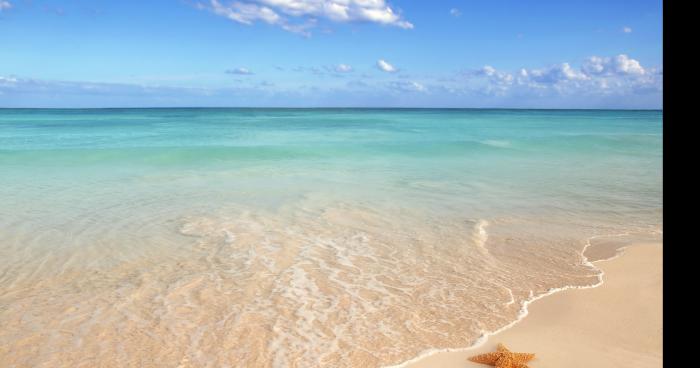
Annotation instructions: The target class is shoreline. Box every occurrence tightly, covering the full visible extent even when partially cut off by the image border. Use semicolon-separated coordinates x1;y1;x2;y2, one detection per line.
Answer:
390;240;662;368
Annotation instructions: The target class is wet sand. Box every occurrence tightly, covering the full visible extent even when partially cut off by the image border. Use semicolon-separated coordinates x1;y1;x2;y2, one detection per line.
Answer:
401;242;662;368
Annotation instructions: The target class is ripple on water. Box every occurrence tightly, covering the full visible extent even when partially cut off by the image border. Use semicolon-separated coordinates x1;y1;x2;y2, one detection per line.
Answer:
0;202;623;368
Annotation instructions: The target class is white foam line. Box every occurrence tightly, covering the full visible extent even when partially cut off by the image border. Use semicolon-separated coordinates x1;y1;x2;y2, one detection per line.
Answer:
502;287;515;306
383;231;634;368
473;219;491;257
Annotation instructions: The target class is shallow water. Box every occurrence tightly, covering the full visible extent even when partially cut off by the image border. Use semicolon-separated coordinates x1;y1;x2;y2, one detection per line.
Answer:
0;108;662;367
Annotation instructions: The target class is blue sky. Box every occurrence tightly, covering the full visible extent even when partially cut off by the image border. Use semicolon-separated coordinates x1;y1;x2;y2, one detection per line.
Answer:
0;0;663;108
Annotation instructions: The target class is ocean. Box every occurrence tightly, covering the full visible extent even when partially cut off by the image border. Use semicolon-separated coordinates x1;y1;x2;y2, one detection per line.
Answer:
0;108;662;367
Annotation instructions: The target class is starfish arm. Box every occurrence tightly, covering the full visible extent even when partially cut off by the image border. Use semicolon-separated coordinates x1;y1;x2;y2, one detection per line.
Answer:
468;352;503;364
511;353;535;363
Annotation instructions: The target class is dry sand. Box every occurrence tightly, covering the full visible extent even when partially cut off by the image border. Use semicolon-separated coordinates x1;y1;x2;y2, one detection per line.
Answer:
401;242;663;368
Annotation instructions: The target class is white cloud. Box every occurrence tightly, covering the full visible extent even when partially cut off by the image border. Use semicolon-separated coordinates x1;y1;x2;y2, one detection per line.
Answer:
582;54;645;76
200;0;413;35
0;1;11;11
474;65;514;89
226;67;255;75
449;8;461;17
474;55;648;89
376;59;397;72
0;76;18;85
387;80;426;93
623;26;632;33
478;65;497;77
207;0;280;25
408;81;426;92
288;63;359;77
527;62;589;84
333;63;353;73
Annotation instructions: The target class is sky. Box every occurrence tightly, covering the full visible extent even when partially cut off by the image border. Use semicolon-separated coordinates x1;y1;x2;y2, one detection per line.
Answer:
0;0;663;108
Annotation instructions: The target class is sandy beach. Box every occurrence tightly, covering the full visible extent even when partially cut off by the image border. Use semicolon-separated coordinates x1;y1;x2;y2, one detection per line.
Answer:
403;242;663;368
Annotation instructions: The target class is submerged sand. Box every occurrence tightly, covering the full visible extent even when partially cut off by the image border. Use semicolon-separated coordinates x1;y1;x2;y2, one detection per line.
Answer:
1;204;618;368
401;242;663;368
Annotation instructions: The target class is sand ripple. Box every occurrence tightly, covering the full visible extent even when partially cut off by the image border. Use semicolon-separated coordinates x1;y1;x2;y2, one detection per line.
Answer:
0;202;611;368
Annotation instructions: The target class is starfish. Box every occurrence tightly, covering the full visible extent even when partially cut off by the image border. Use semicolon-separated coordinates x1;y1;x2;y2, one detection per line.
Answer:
468;343;535;368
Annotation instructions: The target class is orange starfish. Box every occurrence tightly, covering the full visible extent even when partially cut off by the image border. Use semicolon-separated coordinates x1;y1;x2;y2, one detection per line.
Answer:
468;343;535;368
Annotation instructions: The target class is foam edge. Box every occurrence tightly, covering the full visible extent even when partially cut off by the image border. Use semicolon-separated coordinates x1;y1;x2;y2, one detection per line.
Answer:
383;232;634;368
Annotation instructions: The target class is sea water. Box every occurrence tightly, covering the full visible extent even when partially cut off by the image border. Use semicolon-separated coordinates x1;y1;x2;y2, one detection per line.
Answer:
0;108;662;367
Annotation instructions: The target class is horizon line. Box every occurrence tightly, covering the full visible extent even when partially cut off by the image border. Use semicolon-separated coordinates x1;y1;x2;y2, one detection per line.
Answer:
0;107;663;111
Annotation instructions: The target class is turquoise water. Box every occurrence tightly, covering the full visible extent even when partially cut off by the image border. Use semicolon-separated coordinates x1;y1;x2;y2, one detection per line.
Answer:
1;108;662;220
0;109;662;367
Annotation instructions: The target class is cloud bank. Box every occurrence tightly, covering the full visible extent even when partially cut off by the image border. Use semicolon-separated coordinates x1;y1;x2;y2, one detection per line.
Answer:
459;54;661;103
1;54;661;108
